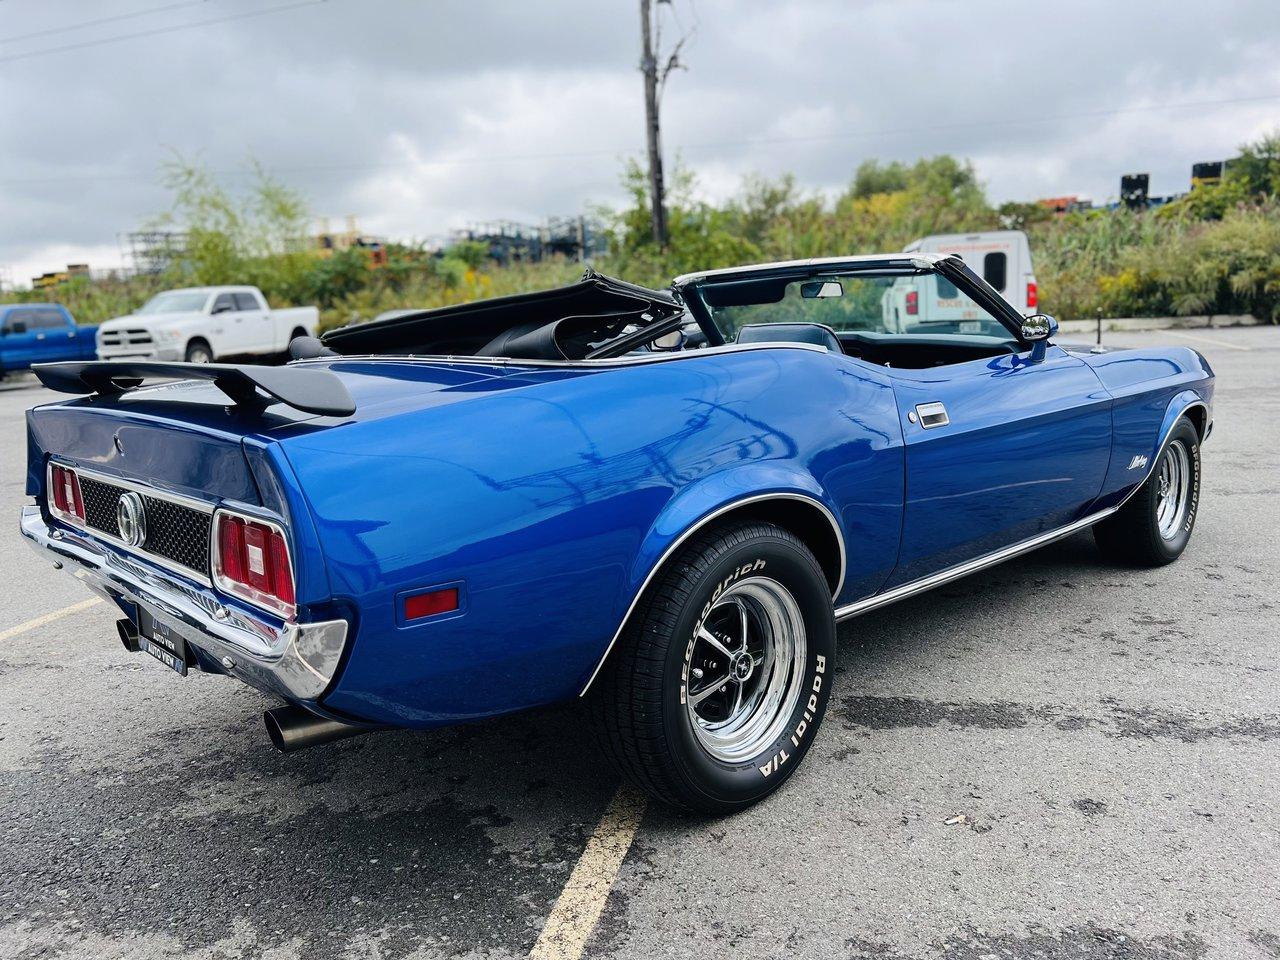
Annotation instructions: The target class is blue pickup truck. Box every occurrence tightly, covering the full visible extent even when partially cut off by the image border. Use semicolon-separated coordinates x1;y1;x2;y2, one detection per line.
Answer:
0;304;97;378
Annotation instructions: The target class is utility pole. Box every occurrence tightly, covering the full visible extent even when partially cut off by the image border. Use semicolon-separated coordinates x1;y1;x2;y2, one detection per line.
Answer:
639;0;691;249
639;0;668;248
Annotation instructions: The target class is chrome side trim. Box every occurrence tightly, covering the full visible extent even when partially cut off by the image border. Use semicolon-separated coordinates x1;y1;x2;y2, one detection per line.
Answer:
577;492;847;697
20;505;346;702
833;402;1210;622
833;507;1118;622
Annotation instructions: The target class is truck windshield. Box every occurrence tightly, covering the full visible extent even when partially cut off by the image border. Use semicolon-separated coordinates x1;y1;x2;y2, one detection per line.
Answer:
138;292;210;314
697;271;1010;341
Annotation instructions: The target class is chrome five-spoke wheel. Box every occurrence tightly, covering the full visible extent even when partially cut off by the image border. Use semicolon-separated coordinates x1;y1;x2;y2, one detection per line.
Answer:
1155;439;1191;540
684;576;807;763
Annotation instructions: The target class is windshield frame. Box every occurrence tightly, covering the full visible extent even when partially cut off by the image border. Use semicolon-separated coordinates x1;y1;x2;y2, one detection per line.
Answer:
675;254;1027;346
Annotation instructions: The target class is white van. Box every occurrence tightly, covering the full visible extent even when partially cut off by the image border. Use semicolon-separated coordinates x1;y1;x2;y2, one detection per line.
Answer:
882;230;1038;333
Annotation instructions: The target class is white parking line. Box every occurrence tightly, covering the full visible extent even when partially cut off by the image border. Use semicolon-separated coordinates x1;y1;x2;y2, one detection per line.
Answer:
0;597;103;642
528;785;647;960
1165;331;1251;351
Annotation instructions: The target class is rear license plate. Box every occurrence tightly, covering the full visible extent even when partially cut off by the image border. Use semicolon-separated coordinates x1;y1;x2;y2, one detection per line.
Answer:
959;320;982;333
136;606;191;677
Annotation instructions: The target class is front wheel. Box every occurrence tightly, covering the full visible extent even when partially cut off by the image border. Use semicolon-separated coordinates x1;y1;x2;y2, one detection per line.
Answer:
589;521;836;813
1094;417;1201;566
184;339;213;364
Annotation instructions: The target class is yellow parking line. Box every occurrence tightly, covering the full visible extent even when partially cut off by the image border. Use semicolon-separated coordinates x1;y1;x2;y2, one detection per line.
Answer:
528;785;647;960
1165;331;1250;351
0;597;103;642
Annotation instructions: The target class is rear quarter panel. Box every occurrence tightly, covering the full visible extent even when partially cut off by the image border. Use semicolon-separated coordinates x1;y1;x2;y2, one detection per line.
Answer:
280;349;905;727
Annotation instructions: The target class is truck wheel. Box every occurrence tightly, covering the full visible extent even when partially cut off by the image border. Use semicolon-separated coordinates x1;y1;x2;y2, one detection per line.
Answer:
1094;417;1201;566
185;339;213;364
589;521;836;814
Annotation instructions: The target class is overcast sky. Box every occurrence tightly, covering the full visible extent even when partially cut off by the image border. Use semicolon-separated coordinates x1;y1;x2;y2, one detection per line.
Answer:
2;0;1278;286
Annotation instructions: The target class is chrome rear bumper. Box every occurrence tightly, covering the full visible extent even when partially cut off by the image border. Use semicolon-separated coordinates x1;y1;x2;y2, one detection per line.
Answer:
20;505;348;702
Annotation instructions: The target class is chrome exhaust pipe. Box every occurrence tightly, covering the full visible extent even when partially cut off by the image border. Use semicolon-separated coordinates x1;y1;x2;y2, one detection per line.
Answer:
264;705;368;753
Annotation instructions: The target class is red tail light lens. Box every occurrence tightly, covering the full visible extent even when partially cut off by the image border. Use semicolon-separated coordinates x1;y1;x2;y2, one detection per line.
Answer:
1026;281;1038;309
48;463;85;525
905;290;919;315
218;515;247;584
213;510;296;617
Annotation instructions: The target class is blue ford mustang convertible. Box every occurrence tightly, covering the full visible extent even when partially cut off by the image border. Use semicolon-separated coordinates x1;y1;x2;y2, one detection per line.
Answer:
22;253;1213;812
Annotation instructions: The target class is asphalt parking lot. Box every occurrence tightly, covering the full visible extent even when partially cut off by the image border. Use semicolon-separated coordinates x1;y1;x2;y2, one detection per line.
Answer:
1;326;1277;960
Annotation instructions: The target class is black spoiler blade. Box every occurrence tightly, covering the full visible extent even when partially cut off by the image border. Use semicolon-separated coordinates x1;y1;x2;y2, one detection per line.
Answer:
31;361;356;417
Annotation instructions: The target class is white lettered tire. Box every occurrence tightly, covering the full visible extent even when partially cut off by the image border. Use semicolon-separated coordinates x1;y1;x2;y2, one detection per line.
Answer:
589;520;836;813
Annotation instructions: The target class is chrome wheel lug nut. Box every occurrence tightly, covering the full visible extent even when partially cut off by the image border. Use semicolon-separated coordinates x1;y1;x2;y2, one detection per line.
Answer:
692;667;704;679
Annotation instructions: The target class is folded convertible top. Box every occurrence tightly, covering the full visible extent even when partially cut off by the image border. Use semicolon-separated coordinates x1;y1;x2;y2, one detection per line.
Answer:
321;269;683;358
32;361;357;417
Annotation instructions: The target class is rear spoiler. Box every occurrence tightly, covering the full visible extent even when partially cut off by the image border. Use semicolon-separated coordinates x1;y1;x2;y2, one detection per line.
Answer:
31;361;356;417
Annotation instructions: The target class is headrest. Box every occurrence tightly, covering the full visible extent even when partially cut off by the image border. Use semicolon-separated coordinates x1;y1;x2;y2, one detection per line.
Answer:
736;323;842;353
289;336;338;360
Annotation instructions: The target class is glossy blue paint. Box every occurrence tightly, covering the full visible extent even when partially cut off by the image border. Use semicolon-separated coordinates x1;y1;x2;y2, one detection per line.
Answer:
1082;346;1214;509
278;348;905;726
23;331;1215;732
881;344;1114;585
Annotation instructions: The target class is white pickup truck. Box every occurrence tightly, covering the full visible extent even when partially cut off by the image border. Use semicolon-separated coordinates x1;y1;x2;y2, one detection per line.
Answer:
96;286;320;363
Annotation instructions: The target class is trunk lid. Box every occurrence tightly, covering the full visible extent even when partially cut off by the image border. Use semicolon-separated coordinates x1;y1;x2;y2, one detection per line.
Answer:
25;359;557;500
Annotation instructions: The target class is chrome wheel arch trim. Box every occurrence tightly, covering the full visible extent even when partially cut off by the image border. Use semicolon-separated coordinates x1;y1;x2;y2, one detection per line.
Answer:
577;491;846;698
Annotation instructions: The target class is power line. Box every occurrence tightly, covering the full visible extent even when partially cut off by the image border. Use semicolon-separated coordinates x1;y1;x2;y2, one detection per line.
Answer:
0;0;213;45
0;0;328;64
1;90;1276;188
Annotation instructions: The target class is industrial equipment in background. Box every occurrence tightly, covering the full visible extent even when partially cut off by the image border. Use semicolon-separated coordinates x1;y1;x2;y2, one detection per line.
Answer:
314;216;388;267
449;215;608;266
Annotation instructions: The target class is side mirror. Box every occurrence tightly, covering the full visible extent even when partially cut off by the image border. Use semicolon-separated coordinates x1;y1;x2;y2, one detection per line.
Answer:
211;304;230;315
1021;314;1058;362
8;321;27;335
651;329;686;352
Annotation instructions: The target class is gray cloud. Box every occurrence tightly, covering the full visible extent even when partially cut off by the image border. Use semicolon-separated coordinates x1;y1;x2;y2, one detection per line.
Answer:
1;0;1277;282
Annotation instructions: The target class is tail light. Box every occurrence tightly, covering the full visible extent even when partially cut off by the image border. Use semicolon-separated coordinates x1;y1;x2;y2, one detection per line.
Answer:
1026;281;1038;309
48;463;85;526
212;509;296;617
905;290;919;315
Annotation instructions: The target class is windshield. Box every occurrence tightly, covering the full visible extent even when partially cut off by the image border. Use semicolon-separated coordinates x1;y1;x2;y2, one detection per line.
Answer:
695;270;1011;342
137;291;210;314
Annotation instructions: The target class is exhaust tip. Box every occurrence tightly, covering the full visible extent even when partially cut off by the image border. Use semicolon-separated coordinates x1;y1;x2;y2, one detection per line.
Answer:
263;705;369;753
263;708;288;751
116;618;140;653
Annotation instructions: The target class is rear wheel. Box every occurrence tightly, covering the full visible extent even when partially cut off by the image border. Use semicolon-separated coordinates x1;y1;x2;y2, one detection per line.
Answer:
1094;417;1201;566
184;339;213;364
589;521;835;813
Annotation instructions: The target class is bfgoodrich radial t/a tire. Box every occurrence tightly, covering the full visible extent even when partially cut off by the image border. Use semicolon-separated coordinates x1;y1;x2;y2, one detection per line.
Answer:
1094;417;1202;566
589;521;836;813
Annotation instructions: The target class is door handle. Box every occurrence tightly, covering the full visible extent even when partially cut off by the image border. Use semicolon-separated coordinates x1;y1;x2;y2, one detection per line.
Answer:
913;401;949;429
